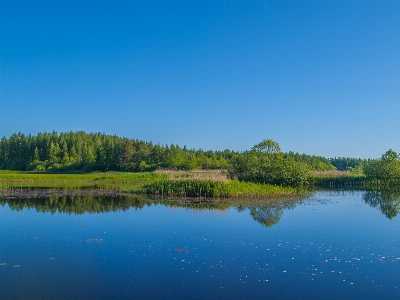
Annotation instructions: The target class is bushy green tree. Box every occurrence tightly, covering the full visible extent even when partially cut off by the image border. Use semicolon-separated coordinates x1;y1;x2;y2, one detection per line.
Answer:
364;149;400;181
228;139;310;187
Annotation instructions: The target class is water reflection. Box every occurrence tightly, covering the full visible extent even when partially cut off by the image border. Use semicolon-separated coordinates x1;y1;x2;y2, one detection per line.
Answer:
2;190;400;299
0;195;150;214
249;205;283;227
2;188;399;226
1;193;309;228
363;189;400;219
307;188;400;220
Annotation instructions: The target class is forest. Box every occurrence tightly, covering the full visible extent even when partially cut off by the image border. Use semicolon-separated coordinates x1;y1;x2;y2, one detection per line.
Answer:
0;131;361;172
1;131;399;188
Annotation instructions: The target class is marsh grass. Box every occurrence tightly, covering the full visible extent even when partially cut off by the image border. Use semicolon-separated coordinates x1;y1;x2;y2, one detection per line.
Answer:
154;169;228;182
0;171;166;189
0;170;300;198
143;179;297;198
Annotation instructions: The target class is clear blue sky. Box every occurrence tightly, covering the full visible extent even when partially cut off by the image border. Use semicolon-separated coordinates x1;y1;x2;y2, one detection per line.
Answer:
1;0;399;159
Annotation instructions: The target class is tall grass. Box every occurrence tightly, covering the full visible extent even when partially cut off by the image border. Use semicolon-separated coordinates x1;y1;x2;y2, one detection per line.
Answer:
154;169;228;182
0;170;326;198
0;171;166;189
143;179;297;198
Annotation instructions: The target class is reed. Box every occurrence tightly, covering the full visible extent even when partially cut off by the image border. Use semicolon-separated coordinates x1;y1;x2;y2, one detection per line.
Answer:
143;179;297;198
154;169;228;182
0;170;312;198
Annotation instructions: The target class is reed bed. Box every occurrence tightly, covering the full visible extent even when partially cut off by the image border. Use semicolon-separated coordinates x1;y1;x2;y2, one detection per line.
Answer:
154;169;228;182
143;179;297;198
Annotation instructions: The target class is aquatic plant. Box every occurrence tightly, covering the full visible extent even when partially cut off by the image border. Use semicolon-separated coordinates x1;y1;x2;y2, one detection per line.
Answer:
143;179;297;198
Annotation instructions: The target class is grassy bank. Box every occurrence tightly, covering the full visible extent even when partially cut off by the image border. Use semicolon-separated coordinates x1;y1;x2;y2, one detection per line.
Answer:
0;170;298;198
0;170;166;189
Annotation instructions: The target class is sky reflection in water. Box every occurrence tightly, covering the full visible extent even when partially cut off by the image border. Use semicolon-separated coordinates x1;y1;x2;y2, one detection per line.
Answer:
0;191;399;300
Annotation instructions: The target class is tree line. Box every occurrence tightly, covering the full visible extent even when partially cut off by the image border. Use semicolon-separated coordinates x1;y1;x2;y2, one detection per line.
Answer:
5;131;399;186
0;131;234;172
0;131;342;173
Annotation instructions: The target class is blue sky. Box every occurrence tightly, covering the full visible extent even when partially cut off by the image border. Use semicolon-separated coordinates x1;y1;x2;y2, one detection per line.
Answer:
1;1;399;158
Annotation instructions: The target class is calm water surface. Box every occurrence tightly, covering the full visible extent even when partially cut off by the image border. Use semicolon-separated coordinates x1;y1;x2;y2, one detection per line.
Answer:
1;190;399;299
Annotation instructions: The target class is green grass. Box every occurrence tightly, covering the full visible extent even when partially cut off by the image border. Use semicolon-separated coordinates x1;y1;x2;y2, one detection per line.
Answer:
0;170;164;181
0;170;166;189
0;170;297;198
142;179;297;198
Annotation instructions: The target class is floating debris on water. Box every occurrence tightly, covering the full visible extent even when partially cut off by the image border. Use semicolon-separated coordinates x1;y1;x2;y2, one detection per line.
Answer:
86;238;104;243
392;258;400;262
175;248;186;253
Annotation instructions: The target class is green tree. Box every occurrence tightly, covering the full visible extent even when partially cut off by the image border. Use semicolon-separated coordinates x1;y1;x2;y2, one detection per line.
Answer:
252;139;281;155
33;147;40;162
364;149;400;181
228;139;310;187
49;141;61;165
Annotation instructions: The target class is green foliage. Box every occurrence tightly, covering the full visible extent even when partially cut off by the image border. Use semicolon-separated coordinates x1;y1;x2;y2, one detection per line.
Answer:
0;170;166;189
252;139;281;155
28;160;47;172
3;131;392;188
0;131;234;172
348;166;364;174
228;139;310;187
144;179;296;198
364;149;400;181
329;157;369;171
285;152;336;171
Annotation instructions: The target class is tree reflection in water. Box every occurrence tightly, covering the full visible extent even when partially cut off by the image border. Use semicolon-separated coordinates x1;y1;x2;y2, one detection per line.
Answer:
363;189;400;219
0;193;309;228
0;195;150;214
248;197;301;227
3;190;399;227
250;206;283;227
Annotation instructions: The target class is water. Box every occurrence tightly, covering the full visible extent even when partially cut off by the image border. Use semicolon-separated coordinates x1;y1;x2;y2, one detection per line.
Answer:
1;190;400;299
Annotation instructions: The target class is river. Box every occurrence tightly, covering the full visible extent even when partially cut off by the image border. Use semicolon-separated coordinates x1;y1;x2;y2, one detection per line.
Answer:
1;190;399;299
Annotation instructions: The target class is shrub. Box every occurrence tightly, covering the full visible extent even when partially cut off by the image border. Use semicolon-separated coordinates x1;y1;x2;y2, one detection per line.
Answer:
228;140;310;187
364;150;400;181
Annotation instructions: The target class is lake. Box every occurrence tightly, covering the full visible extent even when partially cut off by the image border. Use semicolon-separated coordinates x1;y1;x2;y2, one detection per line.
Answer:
1;190;400;299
